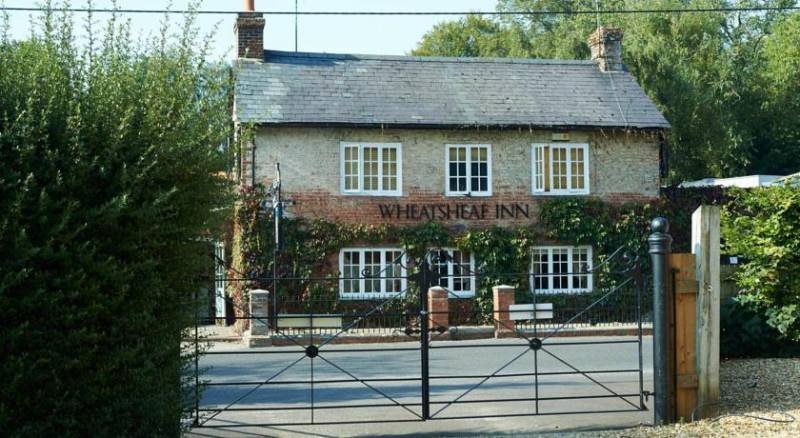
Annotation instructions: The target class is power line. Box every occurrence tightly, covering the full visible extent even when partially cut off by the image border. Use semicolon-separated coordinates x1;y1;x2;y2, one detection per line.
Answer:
1;6;800;16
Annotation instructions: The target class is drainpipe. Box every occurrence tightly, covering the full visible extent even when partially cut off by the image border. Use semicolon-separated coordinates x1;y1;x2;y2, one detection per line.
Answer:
251;138;256;187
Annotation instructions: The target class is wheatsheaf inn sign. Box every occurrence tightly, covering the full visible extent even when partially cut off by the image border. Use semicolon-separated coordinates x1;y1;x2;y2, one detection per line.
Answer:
378;203;531;221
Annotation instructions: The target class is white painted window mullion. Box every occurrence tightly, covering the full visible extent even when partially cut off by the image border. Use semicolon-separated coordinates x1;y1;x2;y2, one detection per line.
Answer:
547;248;554;293
376;144;384;193
548;146;554;194
466;147;473;194
447;253;454;292
564;145;573;192
357;145;364;192
359;249;366;297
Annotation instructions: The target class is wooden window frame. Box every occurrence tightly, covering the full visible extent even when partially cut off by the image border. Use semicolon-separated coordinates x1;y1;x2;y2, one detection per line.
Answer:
445;144;493;197
531;143;590;195
340;142;402;196
529;246;593;294
339;247;407;299
429;248;476;298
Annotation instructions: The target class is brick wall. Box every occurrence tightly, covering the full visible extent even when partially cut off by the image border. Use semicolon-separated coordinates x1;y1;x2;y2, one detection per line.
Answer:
248;126;661;228
234;13;264;59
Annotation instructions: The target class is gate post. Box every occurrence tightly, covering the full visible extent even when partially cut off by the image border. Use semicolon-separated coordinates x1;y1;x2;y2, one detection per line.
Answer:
428;286;449;332
244;289;272;347
649;217;673;425
492;285;515;338
419;262;431;420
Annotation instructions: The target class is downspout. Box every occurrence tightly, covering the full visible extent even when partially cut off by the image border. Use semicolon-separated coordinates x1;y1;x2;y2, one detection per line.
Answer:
251;136;256;187
659;130;669;184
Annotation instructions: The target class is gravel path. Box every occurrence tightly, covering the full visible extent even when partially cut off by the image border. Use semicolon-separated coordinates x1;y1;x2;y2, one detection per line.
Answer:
552;358;800;437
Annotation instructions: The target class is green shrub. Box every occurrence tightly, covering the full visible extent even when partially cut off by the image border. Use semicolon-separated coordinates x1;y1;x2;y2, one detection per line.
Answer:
722;185;800;342
0;6;231;436
721;298;800;358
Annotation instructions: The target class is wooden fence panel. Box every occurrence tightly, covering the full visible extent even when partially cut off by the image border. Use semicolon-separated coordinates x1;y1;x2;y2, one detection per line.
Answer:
668;253;698;421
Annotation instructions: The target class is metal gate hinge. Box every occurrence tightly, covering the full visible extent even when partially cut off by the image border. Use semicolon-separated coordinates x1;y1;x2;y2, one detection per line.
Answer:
643;390;654;402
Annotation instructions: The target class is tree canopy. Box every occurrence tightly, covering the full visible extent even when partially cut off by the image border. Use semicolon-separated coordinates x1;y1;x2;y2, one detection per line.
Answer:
412;0;800;183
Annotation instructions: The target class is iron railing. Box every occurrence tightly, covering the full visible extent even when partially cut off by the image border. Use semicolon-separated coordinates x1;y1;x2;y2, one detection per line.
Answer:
188;242;654;428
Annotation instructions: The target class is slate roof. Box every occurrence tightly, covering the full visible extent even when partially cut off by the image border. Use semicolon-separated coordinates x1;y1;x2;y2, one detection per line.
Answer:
234;50;669;130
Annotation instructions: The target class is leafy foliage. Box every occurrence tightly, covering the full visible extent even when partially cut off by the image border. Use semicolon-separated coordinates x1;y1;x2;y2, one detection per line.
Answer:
412;0;800;183
721;297;800;357
454;226;535;318
234;193;691;322
722;185;800;341
230;186;454;317
0;5;232;436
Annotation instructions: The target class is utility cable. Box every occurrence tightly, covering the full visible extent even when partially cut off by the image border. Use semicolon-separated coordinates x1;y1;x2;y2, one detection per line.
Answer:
2;6;800;16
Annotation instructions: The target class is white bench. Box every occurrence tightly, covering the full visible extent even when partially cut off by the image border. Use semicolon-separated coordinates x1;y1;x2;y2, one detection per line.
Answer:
276;314;343;330
509;303;554;321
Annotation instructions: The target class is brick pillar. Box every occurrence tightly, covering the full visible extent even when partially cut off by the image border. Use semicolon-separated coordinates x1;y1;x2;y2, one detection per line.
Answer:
493;285;515;338
428;286;449;331
248;289;270;340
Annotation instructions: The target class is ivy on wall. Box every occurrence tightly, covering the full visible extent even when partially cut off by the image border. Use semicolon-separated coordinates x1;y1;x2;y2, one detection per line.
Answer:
229;186;696;322
229;183;800;352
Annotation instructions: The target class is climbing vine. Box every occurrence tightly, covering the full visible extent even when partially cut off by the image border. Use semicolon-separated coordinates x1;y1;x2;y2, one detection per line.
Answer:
230;187;698;323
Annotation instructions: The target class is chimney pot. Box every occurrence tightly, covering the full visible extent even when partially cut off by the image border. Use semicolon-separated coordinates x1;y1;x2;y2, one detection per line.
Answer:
588;27;624;72
244;0;255;12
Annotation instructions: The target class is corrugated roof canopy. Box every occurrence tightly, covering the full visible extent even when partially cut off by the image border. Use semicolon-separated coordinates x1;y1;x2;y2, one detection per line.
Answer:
234;50;669;130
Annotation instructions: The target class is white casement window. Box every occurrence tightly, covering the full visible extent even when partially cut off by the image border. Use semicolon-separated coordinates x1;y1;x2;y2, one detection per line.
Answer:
445;144;492;196
429;248;476;297
530;246;593;294
340;142;402;196
532;143;590;195
213;241;226;319
339;248;407;299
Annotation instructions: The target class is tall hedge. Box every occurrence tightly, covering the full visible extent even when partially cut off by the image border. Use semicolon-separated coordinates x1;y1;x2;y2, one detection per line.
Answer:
722;184;800;342
0;6;231;436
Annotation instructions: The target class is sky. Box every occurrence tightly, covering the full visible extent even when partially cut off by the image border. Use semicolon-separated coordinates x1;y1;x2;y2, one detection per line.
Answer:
3;0;499;59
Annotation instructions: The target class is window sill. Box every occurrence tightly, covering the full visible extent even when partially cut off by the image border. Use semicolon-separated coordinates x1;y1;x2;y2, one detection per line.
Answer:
447;291;476;298
531;192;591;197
444;192;493;198
341;191;403;197
534;289;593;294
338;292;408;300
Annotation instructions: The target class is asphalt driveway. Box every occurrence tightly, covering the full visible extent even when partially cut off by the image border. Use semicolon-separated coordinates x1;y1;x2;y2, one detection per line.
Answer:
189;335;654;437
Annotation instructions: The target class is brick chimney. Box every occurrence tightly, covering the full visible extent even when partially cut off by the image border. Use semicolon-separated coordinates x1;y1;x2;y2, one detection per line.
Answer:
588;27;624;71
235;0;265;59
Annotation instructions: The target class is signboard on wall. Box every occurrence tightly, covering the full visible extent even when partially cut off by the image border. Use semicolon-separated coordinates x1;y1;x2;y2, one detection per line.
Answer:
378;203;531;221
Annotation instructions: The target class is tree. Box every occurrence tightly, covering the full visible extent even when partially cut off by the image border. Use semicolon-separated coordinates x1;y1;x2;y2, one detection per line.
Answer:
412;15;531;58
0;5;232;436
762;12;800;172
412;0;800;183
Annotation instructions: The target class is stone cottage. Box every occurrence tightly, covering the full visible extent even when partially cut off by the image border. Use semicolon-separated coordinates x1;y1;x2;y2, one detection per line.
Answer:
228;6;669;309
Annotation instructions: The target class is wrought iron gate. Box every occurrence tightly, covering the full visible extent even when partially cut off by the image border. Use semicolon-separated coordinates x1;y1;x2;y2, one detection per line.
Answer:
190;242;655;429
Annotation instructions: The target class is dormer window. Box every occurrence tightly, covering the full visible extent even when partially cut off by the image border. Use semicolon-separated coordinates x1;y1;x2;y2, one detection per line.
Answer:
445;144;492;196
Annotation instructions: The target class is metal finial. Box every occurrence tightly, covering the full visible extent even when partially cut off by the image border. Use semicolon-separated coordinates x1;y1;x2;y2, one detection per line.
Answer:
650;217;669;234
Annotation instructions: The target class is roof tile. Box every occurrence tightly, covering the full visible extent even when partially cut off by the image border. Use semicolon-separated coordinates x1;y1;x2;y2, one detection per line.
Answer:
234;51;669;129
